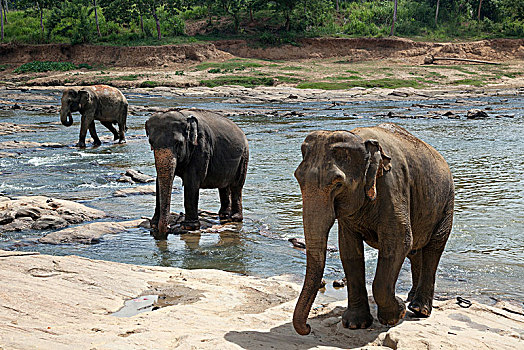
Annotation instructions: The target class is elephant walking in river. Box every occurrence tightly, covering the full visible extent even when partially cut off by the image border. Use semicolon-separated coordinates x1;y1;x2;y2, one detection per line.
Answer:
145;109;249;240
293;123;454;334
60;85;128;147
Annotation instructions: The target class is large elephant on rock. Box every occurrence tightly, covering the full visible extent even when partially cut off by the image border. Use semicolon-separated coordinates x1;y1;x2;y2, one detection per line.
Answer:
293;123;454;335
145;109;249;240
60;85;128;147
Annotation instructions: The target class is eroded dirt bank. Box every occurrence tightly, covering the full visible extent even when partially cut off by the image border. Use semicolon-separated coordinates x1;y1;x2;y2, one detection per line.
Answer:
1;38;523;67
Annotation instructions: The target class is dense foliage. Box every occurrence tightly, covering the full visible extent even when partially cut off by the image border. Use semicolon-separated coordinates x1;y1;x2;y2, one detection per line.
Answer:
0;0;522;44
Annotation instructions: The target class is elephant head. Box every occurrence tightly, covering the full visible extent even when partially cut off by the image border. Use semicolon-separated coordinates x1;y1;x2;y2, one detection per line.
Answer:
145;112;199;239
60;88;91;127
292;130;390;335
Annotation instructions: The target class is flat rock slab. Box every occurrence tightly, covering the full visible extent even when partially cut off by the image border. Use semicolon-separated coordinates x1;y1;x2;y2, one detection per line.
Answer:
113;185;156;197
39;219;146;244
0;140;66;149
0;196;106;232
0;251;522;349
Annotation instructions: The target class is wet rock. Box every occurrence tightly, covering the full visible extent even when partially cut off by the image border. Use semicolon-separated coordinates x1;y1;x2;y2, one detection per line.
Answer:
31;215;68;230
288;237;338;252
124;169;155;183
0;196;105;232
117;175;135;183
113;185;156;197
466;109;489;119
0;122;35;136
333;278;347;288
0;212;15;225
2;217;34;231
443;111;460;119
15;207;42;220
320;278;327;289
39;219;146;245
289;237;306;249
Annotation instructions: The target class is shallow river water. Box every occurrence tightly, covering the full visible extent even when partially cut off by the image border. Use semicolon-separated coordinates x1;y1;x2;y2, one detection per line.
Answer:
1;88;523;303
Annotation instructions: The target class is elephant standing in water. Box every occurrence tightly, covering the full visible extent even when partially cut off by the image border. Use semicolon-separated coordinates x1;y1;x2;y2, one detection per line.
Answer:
293;123;454;335
60;85;128;147
145;110;249;240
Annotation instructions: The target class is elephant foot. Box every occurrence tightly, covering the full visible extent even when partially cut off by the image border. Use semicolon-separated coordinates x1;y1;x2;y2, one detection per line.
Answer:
377;296;406;326
408;295;432;317
93;140;102;147
342;307;373;329
180;220;200;231
76;142;86;148
118;139;126;144
218;209;232;221
406;289;416;302
231;212;243;222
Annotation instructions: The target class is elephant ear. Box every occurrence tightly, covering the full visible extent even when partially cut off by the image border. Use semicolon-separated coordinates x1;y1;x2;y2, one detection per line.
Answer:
78;89;91;109
186;115;198;146
364;139;391;200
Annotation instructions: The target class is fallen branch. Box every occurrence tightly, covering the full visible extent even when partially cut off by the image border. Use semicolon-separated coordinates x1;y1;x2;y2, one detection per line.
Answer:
424;55;501;65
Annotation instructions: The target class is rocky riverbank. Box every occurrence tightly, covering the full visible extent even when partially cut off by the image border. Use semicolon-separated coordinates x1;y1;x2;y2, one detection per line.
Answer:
0;251;522;349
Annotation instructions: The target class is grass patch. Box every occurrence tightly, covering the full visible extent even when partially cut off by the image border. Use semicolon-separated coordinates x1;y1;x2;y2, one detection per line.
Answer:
275;76;303;83
297;78;422;90
200;76;275;88
196;59;263;71
426;71;446;79
140;81;161;88
421;65;475;74
118;74;144;81
450;79;486;86
327;75;363;81
278;66;304;71
14;61;92;73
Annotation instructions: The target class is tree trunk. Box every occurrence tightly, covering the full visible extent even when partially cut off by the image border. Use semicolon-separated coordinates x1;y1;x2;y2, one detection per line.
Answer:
336;0;339;12
390;0;397;36
39;6;44;35
477;0;483;21
139;11;144;35
2;0;7;23
152;6;161;40
249;6;253;22
1;1;4;41
435;0;440;26
93;0;101;37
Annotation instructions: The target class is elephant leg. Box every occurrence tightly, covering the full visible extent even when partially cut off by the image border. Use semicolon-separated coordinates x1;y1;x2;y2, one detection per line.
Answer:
77;115;91;148
181;179;200;230
407;249;422;302
101;121;119;141
118;119;126;144
230;184;243;222
218;187;232;220
89;122;101;147
373;226;411;326
338;218;373;329
408;207;452;317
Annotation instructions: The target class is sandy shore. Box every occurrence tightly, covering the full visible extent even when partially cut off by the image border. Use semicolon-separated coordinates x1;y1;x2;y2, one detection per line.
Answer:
1;250;522;349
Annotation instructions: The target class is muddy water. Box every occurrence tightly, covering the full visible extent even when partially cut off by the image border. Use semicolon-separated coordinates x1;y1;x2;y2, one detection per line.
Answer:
1;89;523;303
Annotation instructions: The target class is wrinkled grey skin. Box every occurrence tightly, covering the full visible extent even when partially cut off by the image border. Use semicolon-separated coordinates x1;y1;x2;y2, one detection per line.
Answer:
145;109;249;240
293;123;454;335
60;85;128;147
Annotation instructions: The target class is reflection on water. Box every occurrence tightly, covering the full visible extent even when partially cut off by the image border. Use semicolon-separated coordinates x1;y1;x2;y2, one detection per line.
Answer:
1;90;523;303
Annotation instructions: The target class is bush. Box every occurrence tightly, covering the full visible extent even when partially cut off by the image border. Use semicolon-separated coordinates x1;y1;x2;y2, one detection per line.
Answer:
14;61;78;73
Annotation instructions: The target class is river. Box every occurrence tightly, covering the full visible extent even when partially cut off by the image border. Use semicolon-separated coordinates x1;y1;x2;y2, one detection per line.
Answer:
1;88;523;303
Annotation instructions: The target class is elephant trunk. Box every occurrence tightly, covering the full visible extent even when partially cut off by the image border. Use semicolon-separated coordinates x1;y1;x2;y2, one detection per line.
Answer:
154;148;176;240
60;105;73;127
293;193;335;335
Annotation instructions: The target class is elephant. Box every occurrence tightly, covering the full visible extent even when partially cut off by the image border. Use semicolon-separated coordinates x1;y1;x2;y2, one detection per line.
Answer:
292;123;454;335
145;109;249;240
60;85;128;148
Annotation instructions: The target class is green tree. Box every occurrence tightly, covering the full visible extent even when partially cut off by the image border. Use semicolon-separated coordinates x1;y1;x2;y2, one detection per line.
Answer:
219;0;245;32
273;0;301;31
